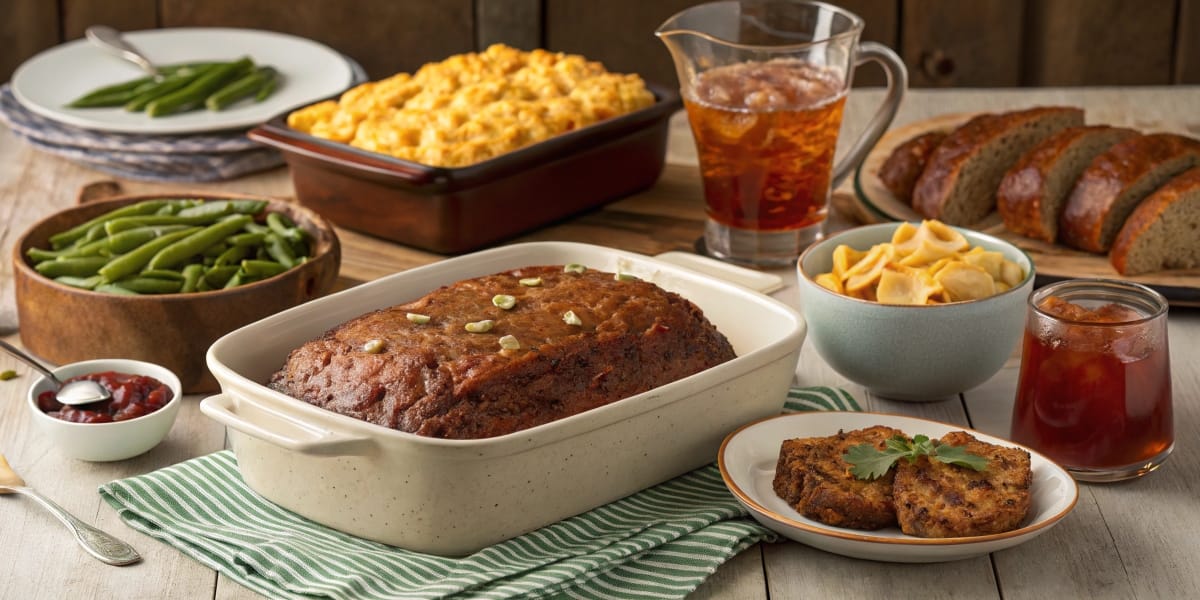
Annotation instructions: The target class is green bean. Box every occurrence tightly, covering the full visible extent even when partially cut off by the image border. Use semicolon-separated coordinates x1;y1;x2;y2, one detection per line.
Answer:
103;214;232;235
175;199;266;219
214;244;249;267
180;264;205;293
53;275;102;290
202;242;229;258
255;74;278;102
94;283;140;296
203;265;239;288
263;233;297;268
140;269;185;281
243;222;270;235
34;256;110;278
240;259;288;278
124;65;217;112
112;277;183;294
69;76;157;104
106;224;192;254
147;58;254;118
227;232;265;247
206;66;277;111
98;227;200;283
222;271;247;289
147;215;252;270
48;200;170;249
67;80;160;108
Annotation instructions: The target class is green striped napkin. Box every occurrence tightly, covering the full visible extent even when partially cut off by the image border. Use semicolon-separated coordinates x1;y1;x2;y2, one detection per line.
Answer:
99;387;859;600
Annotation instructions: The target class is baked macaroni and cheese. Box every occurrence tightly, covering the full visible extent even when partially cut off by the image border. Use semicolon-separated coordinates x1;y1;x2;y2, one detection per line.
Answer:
287;44;657;167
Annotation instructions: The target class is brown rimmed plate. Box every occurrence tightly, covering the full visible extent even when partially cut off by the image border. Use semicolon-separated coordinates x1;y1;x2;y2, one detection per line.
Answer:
719;411;1078;563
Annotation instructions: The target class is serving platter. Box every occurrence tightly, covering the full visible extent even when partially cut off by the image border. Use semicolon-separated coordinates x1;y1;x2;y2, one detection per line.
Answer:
719;411;1078;563
11;28;354;134
854;113;1200;306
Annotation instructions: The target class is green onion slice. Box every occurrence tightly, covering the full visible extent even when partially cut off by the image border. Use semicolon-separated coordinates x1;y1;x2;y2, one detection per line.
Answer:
518;277;542;287
563;310;583;326
492;294;516;309
564;263;586;274
498;335;520;350
465;319;495;333
407;312;431;324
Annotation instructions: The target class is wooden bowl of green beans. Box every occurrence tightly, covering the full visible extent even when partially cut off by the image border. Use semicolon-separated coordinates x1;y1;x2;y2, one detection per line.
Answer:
12;193;340;393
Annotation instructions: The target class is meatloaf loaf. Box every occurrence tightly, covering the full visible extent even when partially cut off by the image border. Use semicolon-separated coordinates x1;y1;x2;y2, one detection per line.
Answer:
269;265;737;439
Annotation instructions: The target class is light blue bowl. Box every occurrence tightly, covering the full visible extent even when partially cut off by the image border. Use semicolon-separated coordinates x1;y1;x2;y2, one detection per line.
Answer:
796;223;1034;401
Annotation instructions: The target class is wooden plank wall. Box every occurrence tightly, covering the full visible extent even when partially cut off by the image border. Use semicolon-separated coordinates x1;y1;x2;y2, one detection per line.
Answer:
3;0;1198;87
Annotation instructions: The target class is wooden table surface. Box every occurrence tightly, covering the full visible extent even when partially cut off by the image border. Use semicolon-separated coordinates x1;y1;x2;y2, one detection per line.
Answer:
1;86;1198;600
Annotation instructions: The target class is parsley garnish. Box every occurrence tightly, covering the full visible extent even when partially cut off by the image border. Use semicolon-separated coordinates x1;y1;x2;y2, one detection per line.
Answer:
843;434;989;480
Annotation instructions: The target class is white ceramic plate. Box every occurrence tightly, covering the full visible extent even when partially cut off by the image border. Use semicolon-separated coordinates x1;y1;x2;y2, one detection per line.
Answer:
11;28;354;134
719;411;1078;563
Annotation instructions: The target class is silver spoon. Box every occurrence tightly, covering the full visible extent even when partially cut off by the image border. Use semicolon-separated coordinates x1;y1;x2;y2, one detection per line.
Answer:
0;340;112;406
85;25;160;78
0;453;141;566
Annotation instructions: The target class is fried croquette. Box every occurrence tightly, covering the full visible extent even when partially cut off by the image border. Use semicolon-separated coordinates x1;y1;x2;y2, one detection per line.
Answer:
772;426;906;530
893;431;1033;538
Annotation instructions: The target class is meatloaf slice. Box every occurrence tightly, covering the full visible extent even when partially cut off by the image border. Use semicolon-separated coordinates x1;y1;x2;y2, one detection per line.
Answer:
1059;133;1200;253
913;106;1084;225
1110;166;1200;275
772;426;905;530
268;266;736;439
893;431;1032;538
997;125;1138;243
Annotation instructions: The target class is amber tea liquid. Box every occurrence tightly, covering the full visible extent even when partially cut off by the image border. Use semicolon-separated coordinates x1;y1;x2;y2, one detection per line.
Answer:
685;60;846;242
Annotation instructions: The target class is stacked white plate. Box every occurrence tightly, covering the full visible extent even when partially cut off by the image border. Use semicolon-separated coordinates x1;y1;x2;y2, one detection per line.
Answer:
3;28;361;182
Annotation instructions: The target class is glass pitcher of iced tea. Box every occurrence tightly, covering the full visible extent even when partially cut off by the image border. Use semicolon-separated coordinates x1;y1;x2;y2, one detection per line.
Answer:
658;0;906;266
1010;279;1173;483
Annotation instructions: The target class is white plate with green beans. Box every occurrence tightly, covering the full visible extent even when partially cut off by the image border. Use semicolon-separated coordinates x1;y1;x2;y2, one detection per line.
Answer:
11;27;354;134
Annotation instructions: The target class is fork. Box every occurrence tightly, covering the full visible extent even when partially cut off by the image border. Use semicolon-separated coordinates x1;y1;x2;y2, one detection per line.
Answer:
0;454;140;566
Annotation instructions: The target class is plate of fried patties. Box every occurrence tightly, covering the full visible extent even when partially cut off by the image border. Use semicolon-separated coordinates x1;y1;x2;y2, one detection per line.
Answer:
718;411;1078;562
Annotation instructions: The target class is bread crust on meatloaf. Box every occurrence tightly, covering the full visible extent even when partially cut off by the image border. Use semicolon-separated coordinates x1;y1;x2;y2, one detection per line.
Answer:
268;266;736;439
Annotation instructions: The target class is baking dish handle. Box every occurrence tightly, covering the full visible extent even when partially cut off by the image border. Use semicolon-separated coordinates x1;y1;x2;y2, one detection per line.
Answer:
200;394;376;457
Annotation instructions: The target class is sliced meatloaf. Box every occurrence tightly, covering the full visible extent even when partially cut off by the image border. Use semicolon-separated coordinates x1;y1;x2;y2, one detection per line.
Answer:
268;265;736;439
1059;133;1200;253
912;106;1084;225
893;431;1032;538
997;125;1138;243
878;130;948;206
773;426;905;530
1110;166;1200;275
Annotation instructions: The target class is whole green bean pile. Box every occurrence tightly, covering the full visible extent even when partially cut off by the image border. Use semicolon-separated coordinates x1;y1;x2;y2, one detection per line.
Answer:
27;199;313;295
67;58;281;118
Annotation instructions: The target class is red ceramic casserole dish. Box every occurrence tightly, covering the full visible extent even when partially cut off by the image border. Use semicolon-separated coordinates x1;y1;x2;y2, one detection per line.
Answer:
248;84;681;254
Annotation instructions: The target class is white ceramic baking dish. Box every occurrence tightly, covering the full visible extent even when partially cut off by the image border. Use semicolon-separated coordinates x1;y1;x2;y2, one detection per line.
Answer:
201;241;806;555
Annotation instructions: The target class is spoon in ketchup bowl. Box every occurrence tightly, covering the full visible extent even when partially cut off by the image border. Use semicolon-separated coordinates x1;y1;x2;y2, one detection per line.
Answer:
0;339;112;405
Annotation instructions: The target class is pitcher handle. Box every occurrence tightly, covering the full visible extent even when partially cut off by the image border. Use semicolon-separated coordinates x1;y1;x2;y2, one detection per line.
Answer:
831;41;908;189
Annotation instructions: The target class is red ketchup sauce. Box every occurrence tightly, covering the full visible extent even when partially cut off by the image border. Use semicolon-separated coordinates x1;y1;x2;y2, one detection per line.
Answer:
37;371;174;423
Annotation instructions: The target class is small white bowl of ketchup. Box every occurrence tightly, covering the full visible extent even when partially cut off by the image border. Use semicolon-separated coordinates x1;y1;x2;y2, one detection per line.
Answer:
26;358;182;462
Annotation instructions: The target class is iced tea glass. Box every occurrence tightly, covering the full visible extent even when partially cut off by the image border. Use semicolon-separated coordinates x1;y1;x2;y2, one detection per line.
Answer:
1010;279;1173;483
657;0;907;266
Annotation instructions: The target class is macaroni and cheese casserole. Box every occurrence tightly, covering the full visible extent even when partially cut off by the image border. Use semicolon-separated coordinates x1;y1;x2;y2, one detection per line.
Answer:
287;44;657;167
